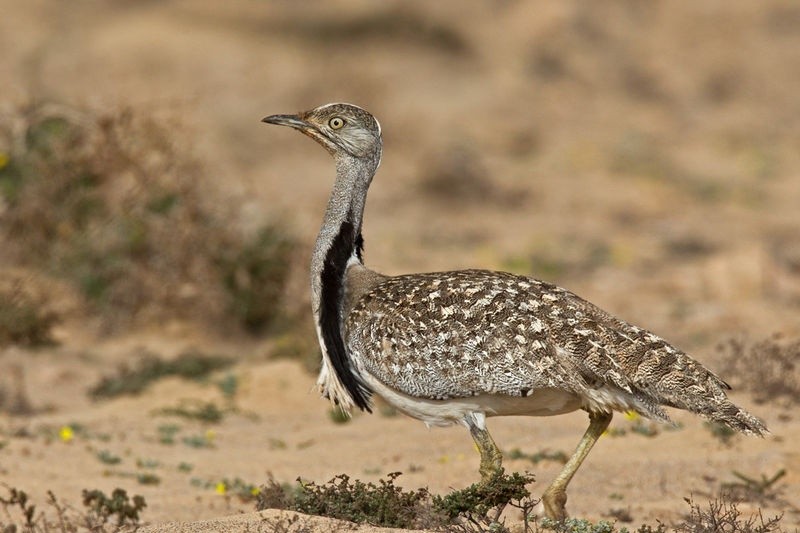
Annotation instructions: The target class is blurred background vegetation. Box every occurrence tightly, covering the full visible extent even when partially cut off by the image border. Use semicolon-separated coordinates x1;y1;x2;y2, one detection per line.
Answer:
1;0;799;356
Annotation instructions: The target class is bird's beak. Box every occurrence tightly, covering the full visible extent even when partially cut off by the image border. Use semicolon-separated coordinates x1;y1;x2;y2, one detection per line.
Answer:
261;114;309;130
262;112;338;156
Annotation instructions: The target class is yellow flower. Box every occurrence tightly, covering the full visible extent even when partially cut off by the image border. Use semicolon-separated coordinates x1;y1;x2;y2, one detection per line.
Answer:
0;153;8;169
205;429;216;442
624;411;640;421
59;426;74;442
250;487;261;496
215;482;227;495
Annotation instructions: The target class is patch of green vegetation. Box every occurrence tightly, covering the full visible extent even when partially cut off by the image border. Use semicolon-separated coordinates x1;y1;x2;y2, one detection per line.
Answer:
190;477;261;501
274;472;432;529
177;462;193;473
218;225;294;334
216;373;239;400
257;471;536;531
156;400;226;424
135;458;160;469
95;449;122;465
268;438;287;450
182;433;215;449
89;349;233;400
539;517;626;533
220;478;261;501
254;470;792;533
434;471;535;528
1;103;297;333
82;488;147;526
507;447;568;465
157;423;181;445
136;473;161;486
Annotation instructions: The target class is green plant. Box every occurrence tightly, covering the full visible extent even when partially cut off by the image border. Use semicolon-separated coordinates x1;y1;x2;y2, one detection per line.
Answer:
157;423;181;444
95;449;122;465
81;488;146;526
135;458;160;469
218;225;294;333
136;473;161;486
433;471;535;530
89;349;233;400
257;471;539;531
217;373;239;400
258;472;434;529
507;448;568;465
539;517;620;533
156;400;226;424
0;103;297;333
182;432;215;449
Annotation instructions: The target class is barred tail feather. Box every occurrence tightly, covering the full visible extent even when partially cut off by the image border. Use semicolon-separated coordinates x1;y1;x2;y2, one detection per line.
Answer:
702;400;768;436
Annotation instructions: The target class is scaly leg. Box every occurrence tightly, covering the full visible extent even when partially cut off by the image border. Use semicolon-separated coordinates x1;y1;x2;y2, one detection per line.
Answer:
541;411;612;521
467;418;504;480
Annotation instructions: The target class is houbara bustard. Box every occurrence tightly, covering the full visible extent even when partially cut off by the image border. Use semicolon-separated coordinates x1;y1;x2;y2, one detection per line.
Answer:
262;103;766;520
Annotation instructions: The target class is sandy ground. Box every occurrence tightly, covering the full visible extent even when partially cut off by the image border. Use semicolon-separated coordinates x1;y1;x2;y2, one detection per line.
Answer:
1;1;800;531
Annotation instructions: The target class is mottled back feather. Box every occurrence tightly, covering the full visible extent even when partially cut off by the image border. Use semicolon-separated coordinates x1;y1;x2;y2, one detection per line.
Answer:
345;269;766;435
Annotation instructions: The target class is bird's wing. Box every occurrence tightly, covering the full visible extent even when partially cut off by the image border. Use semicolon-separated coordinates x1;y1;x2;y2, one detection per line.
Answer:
344;270;607;399
345;269;725;417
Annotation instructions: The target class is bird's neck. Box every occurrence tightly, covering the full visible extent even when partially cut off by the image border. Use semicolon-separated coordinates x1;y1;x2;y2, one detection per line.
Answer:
310;155;375;310
310;153;378;412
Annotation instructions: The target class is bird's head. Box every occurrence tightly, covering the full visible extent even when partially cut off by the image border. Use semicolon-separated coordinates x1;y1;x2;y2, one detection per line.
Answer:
263;103;382;160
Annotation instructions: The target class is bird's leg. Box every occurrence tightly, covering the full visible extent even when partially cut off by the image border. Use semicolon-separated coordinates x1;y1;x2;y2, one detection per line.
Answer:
468;421;504;481
541;411;612;521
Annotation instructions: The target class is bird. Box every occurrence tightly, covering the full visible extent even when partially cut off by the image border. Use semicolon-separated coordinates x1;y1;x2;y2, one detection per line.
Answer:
262;103;767;520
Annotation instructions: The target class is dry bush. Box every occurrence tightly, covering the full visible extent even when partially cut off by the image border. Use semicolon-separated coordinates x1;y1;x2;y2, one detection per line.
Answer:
273;9;470;57
717;335;800;407
0;280;57;347
257;471;536;532
0;102;294;333
0;486;146;532
674;497;784;533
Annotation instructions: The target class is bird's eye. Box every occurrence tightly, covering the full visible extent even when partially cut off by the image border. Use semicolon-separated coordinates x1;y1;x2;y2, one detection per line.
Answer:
329;117;345;129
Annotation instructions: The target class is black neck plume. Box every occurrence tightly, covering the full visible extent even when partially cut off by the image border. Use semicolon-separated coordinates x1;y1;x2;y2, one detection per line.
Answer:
318;219;372;411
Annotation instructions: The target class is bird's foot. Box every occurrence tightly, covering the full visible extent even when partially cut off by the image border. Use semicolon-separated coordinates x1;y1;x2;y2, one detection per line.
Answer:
540;487;568;522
